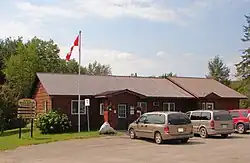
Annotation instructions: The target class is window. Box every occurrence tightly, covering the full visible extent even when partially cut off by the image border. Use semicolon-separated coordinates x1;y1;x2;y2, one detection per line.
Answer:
206;102;214;110
138;115;147;123
100;103;104;115
118;104;126;118
201;112;211;120
44;101;48;113
242;111;248;117
163;103;175;111
230;111;240;118
168;113;191;125
137;102;147;112
130;106;135;115
146;114;165;124
214;111;232;121
153;102;159;106
190;112;201;120
71;100;86;115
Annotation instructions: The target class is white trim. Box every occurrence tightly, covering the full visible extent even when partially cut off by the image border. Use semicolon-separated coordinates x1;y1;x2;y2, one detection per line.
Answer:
163;102;175;111
44;101;47;113
118;104;127;118
71;100;86;115
100;103;104;115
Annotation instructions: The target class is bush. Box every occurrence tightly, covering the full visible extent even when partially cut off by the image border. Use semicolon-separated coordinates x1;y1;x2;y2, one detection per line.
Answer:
36;111;72;134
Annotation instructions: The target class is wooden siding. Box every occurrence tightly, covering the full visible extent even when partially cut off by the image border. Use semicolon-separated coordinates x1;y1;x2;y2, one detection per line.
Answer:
33;81;52;114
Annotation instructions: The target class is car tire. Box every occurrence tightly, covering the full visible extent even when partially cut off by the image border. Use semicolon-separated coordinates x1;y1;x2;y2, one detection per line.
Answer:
154;132;163;144
180;138;189;143
129;129;136;139
237;123;246;134
221;134;228;138
199;127;208;138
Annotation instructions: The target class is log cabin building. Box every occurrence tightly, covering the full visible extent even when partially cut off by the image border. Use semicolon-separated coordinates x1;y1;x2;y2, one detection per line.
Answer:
33;73;247;131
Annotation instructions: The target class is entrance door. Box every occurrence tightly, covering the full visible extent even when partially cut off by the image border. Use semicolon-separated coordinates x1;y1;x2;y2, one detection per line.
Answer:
117;104;128;130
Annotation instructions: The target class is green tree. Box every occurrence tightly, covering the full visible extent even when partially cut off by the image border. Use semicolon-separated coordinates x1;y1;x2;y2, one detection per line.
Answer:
236;14;250;79
207;55;231;86
234;14;250;108
85;61;112;75
159;72;177;78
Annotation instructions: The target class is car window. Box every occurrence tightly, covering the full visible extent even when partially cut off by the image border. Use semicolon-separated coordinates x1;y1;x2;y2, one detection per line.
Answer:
168;113;191;125
214;111;232;121
146;114;165;124
201;112;211;120
242;111;248;117
138;115;147;123
190;112;201;120
186;112;191;118
230;111;239;118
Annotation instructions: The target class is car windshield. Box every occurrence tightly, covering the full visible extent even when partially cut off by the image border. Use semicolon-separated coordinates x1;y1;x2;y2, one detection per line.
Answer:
214;111;232;121
168;113;191;125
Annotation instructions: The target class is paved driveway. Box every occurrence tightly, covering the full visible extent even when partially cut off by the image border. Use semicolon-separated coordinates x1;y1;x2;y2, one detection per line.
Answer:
0;134;250;163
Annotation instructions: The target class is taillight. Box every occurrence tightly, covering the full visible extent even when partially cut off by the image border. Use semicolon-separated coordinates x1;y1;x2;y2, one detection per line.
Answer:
210;120;215;129
164;126;169;134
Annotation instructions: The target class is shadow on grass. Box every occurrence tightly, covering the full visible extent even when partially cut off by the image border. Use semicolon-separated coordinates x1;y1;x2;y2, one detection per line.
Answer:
139;138;205;145
0;128;30;137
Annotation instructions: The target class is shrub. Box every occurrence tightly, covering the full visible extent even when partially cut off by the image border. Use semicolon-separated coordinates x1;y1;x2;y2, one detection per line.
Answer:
36;111;72;134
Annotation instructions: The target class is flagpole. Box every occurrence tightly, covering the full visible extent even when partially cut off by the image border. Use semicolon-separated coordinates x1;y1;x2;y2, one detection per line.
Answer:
78;30;82;133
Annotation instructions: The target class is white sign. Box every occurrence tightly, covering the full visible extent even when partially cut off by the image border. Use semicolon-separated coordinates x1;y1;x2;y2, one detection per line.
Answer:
85;99;90;106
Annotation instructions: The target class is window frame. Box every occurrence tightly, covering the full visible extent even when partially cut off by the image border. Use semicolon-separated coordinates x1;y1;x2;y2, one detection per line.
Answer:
163;102;175;111
71;100;86;115
137;102;147;112
44;101;48;113
100;103;104;115
118;104;127;118
206;102;214;110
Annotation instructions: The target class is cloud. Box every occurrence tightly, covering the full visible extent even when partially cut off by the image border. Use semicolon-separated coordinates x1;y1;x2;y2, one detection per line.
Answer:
15;0;211;23
59;47;241;79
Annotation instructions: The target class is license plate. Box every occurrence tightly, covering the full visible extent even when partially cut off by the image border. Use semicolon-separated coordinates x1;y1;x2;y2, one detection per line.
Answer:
178;128;184;132
222;124;228;128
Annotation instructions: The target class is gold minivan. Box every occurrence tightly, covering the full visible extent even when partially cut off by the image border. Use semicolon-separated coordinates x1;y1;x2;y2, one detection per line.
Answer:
128;111;194;144
186;110;234;138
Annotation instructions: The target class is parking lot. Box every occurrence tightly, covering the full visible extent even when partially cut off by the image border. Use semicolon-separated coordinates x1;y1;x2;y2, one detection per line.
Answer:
0;133;250;163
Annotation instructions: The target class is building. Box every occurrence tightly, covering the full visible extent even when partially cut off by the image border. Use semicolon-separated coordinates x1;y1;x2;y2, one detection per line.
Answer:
33;73;247;130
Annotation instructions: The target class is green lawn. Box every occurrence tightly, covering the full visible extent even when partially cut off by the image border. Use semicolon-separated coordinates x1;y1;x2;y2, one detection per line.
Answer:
0;128;105;151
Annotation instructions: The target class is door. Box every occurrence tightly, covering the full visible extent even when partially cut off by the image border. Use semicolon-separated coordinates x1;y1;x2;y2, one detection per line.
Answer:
206;102;214;110
163;102;175;111
135;115;148;138
190;111;201;134
117;104;128;130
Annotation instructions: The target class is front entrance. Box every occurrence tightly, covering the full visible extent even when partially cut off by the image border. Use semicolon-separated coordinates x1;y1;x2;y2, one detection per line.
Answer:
117;104;129;130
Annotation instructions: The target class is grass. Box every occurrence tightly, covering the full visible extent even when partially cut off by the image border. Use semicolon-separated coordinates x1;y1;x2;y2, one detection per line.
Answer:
0;128;109;151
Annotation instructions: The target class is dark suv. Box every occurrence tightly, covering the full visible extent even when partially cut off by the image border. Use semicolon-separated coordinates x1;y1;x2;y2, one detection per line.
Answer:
228;109;250;134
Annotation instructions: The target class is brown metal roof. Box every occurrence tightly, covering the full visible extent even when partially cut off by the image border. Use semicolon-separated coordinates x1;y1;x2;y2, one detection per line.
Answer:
36;73;194;98
168;77;247;99
95;89;147;98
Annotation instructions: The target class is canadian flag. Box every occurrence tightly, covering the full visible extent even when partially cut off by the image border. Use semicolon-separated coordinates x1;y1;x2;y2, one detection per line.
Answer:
66;35;79;61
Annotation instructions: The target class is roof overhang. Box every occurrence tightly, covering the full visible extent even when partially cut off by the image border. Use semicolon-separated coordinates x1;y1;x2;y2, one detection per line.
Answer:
95;89;147;99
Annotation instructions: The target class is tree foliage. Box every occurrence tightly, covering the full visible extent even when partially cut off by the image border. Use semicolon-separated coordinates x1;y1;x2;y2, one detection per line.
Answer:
233;14;250;108
159;72;177;78
207;55;231;86
236;14;250;79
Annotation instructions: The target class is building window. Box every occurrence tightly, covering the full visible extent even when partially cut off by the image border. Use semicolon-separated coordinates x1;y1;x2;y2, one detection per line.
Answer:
100;103;104;115
153;102;160;106
201;102;214;110
44;101;48;113
118;104;126;118
163;102;175;111
137;102;147;112
71;100;86;115
202;102;206;110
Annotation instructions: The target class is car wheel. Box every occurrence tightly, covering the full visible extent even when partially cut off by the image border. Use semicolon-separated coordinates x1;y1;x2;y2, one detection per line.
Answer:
199;127;208;138
129;129;136;139
180;138;189;143
237;123;245;134
154;132;163;144
221;134;228;138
